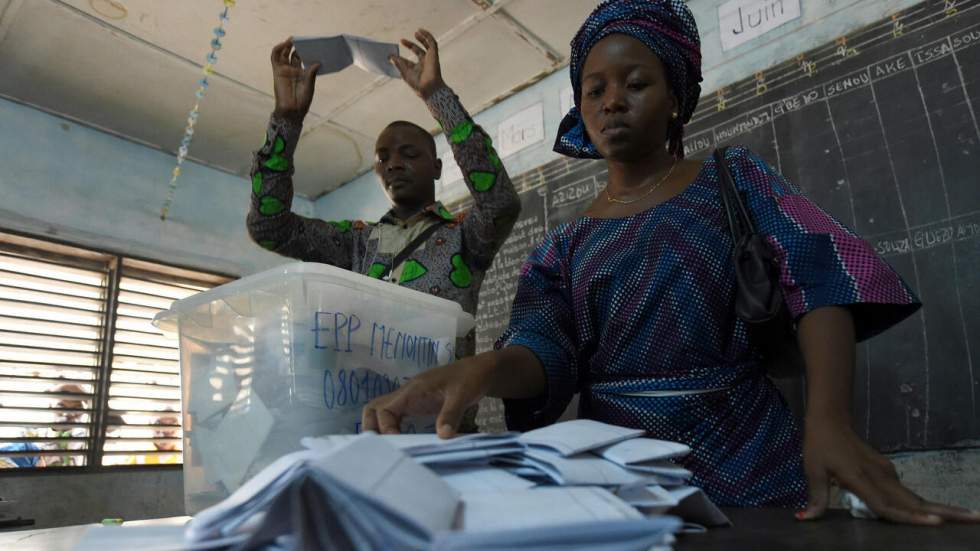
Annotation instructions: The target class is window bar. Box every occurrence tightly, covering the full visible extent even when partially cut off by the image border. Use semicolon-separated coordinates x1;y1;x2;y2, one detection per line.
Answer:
87;256;121;468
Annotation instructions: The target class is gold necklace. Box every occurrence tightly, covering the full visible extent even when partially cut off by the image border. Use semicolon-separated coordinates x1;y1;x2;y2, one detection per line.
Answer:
605;158;678;205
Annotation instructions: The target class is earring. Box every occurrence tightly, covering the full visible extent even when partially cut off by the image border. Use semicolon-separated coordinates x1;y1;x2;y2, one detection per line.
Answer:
671;112;678;119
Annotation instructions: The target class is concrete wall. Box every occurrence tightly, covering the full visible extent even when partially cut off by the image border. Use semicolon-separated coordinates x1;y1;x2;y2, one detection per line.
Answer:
0;469;183;528
0;96;312;277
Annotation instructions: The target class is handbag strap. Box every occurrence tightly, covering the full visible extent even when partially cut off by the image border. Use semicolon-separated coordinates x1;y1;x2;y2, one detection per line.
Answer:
379;219;446;282
713;147;757;239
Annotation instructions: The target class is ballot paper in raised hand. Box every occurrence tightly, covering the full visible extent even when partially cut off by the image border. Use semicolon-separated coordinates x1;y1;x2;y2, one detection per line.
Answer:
292;34;401;78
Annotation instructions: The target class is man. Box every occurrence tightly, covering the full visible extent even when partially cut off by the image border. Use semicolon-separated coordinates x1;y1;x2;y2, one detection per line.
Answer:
247;29;520;362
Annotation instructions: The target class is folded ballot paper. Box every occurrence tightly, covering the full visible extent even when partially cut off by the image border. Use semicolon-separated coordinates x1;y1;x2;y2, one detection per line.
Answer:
72;420;724;550
180;430;685;550
292;34;401;78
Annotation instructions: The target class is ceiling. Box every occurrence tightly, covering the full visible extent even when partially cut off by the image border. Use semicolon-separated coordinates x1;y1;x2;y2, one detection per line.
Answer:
0;0;599;199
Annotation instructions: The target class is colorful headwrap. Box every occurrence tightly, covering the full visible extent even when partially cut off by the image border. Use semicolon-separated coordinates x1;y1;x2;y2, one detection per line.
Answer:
554;0;703;159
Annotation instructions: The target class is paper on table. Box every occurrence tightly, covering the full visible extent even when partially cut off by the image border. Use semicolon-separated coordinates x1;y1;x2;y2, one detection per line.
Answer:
384;432;521;454
292;34;401;78
187;448;316;541
414;445;525;466
306;433;461;535
595;437;690;464
303;432;523;459
188;433;461;545
523;448;648;486
618;460;691;480
667;486;731;526
616;485;679;514
458;487;641;533
432;465;537;493
520;419;645;457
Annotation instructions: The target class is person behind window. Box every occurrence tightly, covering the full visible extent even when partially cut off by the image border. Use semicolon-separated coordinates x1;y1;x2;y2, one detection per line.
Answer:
40;384;89;467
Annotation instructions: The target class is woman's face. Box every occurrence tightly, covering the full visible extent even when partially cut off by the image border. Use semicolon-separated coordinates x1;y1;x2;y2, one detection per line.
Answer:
579;34;677;162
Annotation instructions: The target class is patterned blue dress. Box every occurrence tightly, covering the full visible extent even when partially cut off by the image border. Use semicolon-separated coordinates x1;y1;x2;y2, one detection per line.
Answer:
497;147;920;507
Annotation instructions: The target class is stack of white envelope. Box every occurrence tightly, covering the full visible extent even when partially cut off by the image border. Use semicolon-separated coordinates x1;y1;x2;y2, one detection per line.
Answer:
304;419;729;527
72;420;727;551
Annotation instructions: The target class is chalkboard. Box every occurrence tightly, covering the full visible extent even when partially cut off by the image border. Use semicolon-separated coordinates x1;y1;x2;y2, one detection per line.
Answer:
464;0;980;450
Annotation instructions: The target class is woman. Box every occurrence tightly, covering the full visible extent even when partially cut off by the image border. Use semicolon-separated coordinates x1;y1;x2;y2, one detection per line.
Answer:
363;0;980;524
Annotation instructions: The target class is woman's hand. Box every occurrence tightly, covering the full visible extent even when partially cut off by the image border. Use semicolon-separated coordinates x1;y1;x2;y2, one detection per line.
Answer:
389;28;446;99
270;37;321;121
801;418;980;524
362;354;494;439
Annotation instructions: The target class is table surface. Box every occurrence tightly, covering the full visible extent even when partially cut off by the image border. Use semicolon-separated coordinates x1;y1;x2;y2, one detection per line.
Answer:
677;508;980;551
3;510;978;550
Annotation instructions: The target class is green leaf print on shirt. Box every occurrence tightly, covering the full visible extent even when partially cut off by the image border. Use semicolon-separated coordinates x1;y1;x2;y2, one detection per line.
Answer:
469;171;496;192
399;260;428;284
449;121;474;144
252;172;263;194
329;220;352;233
367;263;387;279
258;196;286;216
263;138;290;172
450;254;472;288
437;206;455;222
263;155;289;172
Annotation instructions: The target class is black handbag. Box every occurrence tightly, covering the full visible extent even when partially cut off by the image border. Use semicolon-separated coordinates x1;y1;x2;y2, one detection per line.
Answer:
713;148;805;389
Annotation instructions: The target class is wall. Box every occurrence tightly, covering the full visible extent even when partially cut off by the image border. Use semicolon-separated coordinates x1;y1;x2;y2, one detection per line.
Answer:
0;96;313;277
0;469;184;528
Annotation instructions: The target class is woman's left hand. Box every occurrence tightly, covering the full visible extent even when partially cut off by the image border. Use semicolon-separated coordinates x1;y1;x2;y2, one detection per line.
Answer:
389;28;445;99
801;418;980;524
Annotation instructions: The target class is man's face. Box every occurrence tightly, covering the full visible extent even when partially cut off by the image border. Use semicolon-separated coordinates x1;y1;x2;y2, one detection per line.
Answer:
374;125;440;207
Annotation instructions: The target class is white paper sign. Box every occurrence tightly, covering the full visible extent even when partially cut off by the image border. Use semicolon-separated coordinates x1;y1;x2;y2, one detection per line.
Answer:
718;0;801;51
497;103;545;159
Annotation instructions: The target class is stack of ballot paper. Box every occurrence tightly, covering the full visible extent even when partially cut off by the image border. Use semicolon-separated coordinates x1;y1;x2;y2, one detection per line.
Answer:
72;420;726;550
301;419;729;527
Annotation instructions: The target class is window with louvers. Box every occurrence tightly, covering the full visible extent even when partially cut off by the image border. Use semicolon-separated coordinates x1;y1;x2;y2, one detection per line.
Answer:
0;232;230;470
